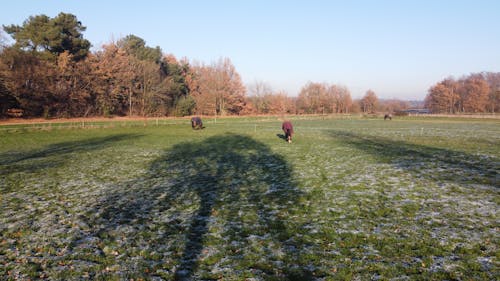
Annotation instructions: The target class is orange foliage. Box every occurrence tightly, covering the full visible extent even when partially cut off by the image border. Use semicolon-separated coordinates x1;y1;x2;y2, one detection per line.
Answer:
425;73;497;113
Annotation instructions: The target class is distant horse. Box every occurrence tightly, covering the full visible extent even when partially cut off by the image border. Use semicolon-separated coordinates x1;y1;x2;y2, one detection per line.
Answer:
281;120;294;143
384;114;392;120
191;116;204;130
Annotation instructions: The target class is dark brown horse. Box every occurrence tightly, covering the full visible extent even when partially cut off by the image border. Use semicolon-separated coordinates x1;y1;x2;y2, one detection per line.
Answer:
191;116;204;129
384;114;392;120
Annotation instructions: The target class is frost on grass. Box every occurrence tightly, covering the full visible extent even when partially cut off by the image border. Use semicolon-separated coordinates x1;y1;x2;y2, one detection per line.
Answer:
1;121;499;280
286;128;499;279
1;133;311;279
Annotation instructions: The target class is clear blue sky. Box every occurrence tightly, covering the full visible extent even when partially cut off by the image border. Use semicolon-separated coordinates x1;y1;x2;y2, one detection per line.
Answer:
1;0;499;100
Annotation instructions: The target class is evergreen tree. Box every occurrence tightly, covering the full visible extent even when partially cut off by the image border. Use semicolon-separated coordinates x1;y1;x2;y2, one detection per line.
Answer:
3;12;90;61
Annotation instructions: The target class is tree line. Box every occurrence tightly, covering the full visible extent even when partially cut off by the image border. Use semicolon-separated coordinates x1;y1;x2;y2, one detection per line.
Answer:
1;13;496;119
425;72;500;113
0;13;249;118
0;13;409;118
248;82;412;115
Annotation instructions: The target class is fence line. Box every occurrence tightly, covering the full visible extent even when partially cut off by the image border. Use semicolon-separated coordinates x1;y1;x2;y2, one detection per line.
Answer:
0;114;498;133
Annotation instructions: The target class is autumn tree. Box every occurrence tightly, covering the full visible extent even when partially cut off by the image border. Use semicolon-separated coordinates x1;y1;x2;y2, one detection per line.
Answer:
245;81;296;115
1;14;200;118
350;99;362;114
51;51;97;117
482;72;500;113
101;36;192;117
266;91;295;114
458;76;489;113
297;82;328;114
425;73;498;113
425;78;458;113
75;39;192;117
328;84;352;113
88;43;134;116
360;90;378;113
186;62;215;115
296;82;353;114
0;49;92;118
247;81;273;114
1;13;94;118
189;58;246;116
116;35;164;116
134;59;165;116
254;91;295;115
0;47;56;116
378;99;410;113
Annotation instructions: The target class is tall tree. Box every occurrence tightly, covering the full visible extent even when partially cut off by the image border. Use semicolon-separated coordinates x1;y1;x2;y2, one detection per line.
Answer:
247;80;273;114
360;90;378;113
297;82;328;114
459;76;489;113
3;12;91;61
0;47;45;116
425;78;459;113
88;43;134;116
118;35;162;63
425;74;497;114
482;72;500;113
113;36;188;116
296;82;353;114
49;51;96;117
266;91;295;114
328;84;352;113
190;58;246;116
162;54;192;116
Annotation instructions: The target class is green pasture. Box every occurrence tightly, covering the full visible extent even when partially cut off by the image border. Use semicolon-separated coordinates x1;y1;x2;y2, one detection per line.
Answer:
0;116;498;280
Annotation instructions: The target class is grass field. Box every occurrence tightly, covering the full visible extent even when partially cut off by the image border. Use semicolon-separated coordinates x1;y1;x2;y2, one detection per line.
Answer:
0;116;498;280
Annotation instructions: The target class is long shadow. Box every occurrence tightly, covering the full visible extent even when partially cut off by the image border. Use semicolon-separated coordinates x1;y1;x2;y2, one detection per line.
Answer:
0;134;142;179
83;134;313;280
276;133;287;141
330;130;499;188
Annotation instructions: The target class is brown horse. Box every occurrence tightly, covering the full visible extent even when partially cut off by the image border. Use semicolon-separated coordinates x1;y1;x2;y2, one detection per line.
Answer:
384;114;392;120
191;116;204;129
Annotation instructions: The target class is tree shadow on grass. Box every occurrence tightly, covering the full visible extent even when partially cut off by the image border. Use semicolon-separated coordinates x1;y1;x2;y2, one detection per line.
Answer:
330;130;499;188
82;133;313;280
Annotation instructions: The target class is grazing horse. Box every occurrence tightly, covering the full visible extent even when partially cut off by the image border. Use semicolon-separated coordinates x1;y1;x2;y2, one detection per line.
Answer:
191;116;204;130
384;114;392;120
281;120;294;143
